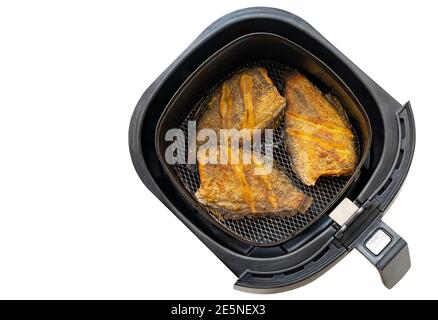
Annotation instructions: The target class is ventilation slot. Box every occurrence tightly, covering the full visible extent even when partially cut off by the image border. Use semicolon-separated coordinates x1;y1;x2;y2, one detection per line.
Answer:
395;149;404;170
377;178;393;196
252;273;274;279
284;265;305;276
312;246;331;262
400;118;406;139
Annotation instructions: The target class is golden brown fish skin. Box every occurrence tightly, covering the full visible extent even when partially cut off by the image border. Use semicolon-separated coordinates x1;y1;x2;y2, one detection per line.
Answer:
284;71;358;186
197;67;286;135
195;149;312;219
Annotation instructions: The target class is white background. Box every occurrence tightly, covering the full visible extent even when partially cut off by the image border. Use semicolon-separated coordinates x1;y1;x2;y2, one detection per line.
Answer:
0;0;436;300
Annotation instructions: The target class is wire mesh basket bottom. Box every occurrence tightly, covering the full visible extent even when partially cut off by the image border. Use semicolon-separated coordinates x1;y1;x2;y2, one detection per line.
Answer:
173;60;349;245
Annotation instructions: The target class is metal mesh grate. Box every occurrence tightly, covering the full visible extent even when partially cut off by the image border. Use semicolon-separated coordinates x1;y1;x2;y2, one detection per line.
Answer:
173;60;350;245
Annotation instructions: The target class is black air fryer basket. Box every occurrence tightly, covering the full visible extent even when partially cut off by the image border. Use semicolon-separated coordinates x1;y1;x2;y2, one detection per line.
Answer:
129;7;415;291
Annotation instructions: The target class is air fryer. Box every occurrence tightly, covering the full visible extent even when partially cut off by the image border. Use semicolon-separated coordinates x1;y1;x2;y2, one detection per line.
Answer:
129;7;415;292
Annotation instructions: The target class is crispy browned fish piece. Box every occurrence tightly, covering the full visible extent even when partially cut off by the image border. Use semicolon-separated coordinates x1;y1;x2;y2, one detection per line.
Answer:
195;148;312;219
284;71;358;186
197;67;286;135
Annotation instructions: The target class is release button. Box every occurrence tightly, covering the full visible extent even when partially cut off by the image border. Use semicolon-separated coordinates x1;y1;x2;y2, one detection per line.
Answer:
365;229;392;256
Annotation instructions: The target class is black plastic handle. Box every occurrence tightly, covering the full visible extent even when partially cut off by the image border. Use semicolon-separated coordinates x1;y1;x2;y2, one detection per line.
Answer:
338;101;414;289
354;218;410;289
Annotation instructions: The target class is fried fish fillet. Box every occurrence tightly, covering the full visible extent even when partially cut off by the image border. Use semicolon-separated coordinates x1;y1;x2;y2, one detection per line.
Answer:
284;71;358;186
195;148;312;219
197;67;286;135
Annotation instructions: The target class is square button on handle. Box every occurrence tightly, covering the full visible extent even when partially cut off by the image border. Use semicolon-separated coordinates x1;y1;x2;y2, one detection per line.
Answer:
366;229;392;256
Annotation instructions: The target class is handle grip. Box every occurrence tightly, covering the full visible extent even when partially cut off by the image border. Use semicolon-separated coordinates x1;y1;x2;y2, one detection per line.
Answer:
355;219;410;289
